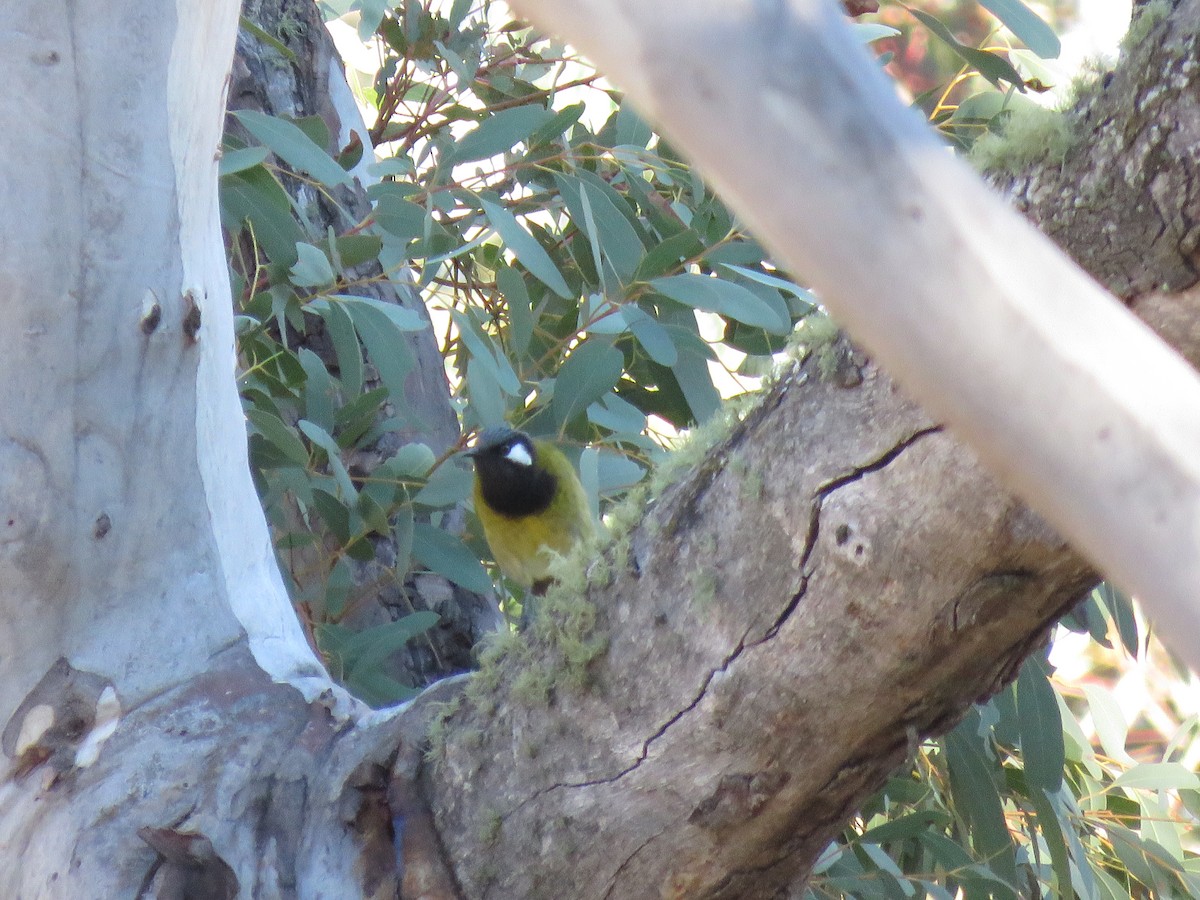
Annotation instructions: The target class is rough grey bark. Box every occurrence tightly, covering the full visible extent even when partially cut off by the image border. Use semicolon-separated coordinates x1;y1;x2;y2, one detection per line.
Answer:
994;5;1200;301
423;4;1200;898
994;4;1200;375
427;345;1096;898
230;0;502;687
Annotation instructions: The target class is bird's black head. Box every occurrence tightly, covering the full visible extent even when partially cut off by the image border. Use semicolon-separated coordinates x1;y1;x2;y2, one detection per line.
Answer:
466;428;557;518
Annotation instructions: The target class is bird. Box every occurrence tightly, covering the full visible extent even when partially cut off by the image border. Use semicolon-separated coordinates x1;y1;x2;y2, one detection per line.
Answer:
465;426;594;599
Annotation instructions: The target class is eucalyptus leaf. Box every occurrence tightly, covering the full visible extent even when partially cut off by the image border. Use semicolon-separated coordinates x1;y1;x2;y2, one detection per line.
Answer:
332;295;428;332
907;8;1026;92
220;167;304;265
218;146;270;176
298;419;356;500
1096;582;1139;656
452;309;521;395
1017;658;1064;793
624;305;678;366
859;810;951;844
482;198;572;298
980;0;1060;59
1112;763;1200;792
652;273;790;333
290;243;335;288
357;0;389;39
446;105;552;164
1028;788;1072;899
342;611;441;678
319;299;364;397
232;109;353;187
718;263;817;312
671;339;721;423
497;265;535;356
467;356;507;427
594;448;645;494
246;409;309;468
414;461;473;509
944;724;1018;888
588;393;647;434
339;301;415;407
850;22;902;43
551;339;625;428
556;174;645;283
411;523;493;593
1083;684;1133;765
298;348;336;432
373;194;428;244
391;443;436;477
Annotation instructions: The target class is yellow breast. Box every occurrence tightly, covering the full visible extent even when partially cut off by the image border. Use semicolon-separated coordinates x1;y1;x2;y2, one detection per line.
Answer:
473;476;593;588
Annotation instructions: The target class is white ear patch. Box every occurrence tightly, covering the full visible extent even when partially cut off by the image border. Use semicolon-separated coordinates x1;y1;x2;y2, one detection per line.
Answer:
504;442;533;467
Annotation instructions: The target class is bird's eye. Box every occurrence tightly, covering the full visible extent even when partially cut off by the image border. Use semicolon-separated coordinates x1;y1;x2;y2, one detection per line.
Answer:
503;442;533;467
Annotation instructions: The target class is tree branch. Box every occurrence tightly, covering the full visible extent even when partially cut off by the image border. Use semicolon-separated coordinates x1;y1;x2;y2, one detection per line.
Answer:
428;342;1094;896
424;1;1200;896
503;0;1200;672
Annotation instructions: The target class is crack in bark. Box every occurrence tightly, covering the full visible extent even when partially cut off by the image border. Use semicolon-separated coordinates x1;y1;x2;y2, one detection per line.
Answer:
757;425;943;645
533;624;756;801
704;742;909;898
473;421;948;899
599;823;673;900
499;426;944;852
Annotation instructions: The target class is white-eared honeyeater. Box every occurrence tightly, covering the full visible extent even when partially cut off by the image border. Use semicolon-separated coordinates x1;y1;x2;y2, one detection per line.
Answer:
466;427;593;596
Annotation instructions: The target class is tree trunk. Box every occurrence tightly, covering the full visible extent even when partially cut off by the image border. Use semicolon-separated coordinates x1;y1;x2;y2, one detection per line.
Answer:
3;1;1199;898
231;0;502;689
0;2;397;896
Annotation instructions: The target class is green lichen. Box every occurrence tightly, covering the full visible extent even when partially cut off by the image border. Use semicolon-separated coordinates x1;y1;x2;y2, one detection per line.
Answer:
688;568;718;612
1121;0;1172;54
741;469;764;502
725;453;763;502
587;553;612;589
788;313;843;380
1060;56;1111;111
534;583;609;691
969;103;1075;175
275;9;308;43
457;725;484;752
609;536;629;578
479;809;503;846
511;664;554;705
423;694;463;764
467;627;527;705
598;485;647;577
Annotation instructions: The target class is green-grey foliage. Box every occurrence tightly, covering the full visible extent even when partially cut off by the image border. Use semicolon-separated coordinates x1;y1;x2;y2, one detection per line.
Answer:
226;0;818;702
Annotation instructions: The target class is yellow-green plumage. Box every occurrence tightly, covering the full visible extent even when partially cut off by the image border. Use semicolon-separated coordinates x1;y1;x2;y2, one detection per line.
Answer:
467;428;593;593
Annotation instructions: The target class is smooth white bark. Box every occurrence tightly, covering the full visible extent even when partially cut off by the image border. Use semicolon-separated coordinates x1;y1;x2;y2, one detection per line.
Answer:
0;5;372;894
0;0;340;755
509;0;1200;670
